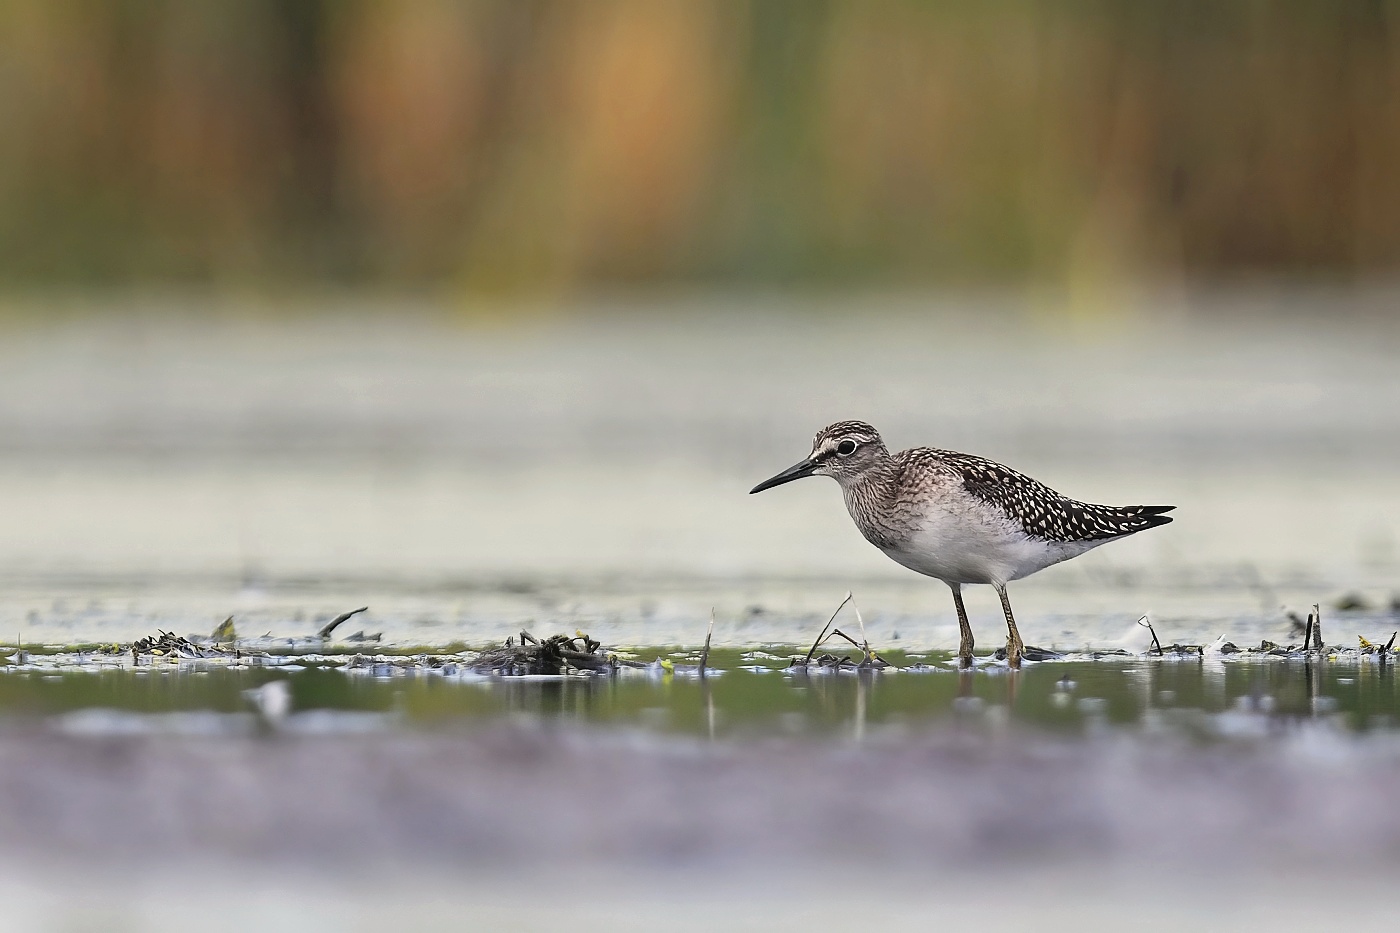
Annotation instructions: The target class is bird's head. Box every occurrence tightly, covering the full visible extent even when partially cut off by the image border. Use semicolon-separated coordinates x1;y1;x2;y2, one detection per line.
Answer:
749;420;889;493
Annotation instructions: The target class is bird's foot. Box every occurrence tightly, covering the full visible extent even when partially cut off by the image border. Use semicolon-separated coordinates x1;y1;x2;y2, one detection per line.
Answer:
1005;636;1024;669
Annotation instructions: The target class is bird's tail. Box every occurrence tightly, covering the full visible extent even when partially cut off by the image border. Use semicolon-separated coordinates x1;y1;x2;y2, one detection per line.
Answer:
1121;504;1175;532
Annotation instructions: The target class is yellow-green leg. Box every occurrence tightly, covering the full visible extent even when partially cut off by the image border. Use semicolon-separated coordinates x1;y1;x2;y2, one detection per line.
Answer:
996;584;1024;669
950;583;975;669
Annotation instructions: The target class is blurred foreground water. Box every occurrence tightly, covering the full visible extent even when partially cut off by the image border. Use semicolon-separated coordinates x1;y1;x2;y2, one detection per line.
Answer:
1;291;1399;929
7;651;1400;932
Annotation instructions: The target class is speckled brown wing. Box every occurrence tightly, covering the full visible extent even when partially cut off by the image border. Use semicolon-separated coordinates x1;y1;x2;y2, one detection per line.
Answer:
919;448;1175;543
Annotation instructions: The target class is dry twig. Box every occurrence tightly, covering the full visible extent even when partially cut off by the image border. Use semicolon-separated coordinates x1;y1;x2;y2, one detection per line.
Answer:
698;609;715;678
318;607;369;639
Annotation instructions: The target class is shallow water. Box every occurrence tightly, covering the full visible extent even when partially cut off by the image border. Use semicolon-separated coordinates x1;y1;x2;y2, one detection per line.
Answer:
0;298;1398;671
1;295;1399;928
5;647;1400;741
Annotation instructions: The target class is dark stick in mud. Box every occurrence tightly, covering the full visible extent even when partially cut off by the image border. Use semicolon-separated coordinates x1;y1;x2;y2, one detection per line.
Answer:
1303;611;1314;652
1138;616;1163;655
825;628;866;652
808;625;889;669
805;592;854;663
698;609;715;678
318;607;369;639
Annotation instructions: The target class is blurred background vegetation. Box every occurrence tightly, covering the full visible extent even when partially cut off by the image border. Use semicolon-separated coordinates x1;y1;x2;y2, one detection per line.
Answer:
0;0;1396;295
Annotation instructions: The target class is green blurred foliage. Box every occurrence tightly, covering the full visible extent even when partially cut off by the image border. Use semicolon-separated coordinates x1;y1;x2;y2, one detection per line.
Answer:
0;0;1397;293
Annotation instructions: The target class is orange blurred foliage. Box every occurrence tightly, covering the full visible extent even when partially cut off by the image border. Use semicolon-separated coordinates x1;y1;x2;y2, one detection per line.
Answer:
0;1;1396;296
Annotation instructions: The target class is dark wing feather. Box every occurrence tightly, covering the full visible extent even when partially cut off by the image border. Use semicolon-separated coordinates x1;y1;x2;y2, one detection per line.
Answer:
929;449;1175;543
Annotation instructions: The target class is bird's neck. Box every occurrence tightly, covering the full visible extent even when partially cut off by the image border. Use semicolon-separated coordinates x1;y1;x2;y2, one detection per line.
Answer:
838;454;905;547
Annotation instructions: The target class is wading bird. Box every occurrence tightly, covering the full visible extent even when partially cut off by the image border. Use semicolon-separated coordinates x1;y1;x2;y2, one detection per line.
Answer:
750;421;1173;668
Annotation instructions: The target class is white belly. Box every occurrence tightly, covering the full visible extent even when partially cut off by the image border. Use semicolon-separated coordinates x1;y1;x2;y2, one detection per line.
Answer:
874;508;1102;587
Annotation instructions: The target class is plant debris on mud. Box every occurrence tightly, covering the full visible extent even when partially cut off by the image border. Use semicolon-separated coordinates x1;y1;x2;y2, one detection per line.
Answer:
11;598;1400;680
103;631;235;661
467;631;627;676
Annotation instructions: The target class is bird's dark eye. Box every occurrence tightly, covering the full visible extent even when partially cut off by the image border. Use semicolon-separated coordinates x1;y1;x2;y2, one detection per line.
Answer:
836;440;857;456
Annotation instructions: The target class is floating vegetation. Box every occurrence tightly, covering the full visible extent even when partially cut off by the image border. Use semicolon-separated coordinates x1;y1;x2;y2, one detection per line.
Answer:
125;630;232;661
467;631;624;676
4;596;1400;683
789;593;891;673
770;597;1400;674
211;617;236;643
1357;633;1398;655
993;645;1066;662
1139;616;1205;657
331;628;679;678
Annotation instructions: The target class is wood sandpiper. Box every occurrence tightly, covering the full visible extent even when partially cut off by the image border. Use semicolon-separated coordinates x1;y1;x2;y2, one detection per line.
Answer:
750;421;1174;668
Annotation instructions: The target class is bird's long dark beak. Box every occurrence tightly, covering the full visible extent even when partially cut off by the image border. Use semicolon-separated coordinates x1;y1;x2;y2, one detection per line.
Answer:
749;457;819;494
